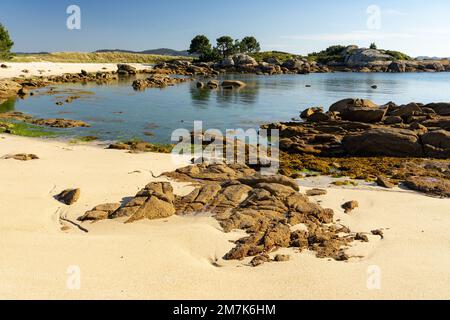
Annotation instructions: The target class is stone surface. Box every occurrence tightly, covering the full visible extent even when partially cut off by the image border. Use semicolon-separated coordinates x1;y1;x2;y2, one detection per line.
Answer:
56;188;80;205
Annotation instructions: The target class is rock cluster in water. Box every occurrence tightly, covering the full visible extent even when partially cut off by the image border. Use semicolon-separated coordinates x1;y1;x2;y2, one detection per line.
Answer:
265;98;450;159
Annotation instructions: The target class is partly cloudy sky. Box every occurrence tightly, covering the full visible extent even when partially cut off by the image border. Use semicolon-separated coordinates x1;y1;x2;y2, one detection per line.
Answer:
1;0;450;57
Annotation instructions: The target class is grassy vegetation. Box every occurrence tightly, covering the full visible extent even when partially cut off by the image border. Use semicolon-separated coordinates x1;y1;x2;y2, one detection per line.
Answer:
251;51;301;63
307;45;347;64
383;50;412;61
0;120;57;138
9;52;192;64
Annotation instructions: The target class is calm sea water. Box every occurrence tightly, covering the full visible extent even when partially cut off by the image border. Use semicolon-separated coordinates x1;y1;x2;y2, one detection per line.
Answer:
2;72;450;143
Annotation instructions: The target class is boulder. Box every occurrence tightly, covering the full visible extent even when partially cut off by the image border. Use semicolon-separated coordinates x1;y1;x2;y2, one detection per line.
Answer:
388;61;406;73
342;128;423;157
117;64;137;75
423;103;450;116
306;111;331;123
56;188;81;205
342;201;359;213
329;98;379;114
341;107;387;123
376;176;395;189
282;59;304;70
220;56;235;68
384;116;403;125
110;182;175;222
233;54;258;68
300;107;323;119
421;130;450;158
390;103;422;118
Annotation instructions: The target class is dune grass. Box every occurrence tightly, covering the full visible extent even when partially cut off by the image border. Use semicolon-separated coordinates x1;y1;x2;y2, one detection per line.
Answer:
10;52;192;64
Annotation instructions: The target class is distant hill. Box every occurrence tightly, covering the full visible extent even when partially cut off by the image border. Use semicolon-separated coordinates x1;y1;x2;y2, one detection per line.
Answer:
416;56;450;61
95;48;191;57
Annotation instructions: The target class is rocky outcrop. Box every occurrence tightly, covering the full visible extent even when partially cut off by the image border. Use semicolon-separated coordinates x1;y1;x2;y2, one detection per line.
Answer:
110;182;176;223
81;163;371;262
343;128;423;157
132;74;192;90
343;48;393;67
0;111;90;128
266;98;450;159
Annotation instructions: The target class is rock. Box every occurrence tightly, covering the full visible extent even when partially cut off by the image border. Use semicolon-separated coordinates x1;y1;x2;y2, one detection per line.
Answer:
132;74;191;90
196;81;205;89
376;176;395;188
233;54;258;68
250;254;271;267
371;229;384;239
220;56;235;68
5;154;39;161
306;112;331;123
221;80;246;89
355;233;369;242
56;188;81;205
274;254;290;262
344;48;393;67
341;107;386;123
421;130;450;158
80;70;88;76
110;182;175;222
390;103;422;118
117;64;137;75
423;103;450;116
384;115;403;124
282;59;304;70
306;188;327;196
388;61;406;73
342;128;423;157
31;118;89;128
371;85;378;89
0;80;22;99
78;203;121;221
329;98;379;114
0;64;7;68
342;201;358;213
404;176;450;198
300;107;323;119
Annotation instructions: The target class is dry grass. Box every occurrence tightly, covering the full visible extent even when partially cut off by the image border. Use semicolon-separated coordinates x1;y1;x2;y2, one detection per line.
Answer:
10;52;191;63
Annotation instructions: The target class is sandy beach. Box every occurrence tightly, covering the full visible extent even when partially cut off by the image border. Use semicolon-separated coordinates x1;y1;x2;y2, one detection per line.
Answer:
0;133;449;300
0;62;150;79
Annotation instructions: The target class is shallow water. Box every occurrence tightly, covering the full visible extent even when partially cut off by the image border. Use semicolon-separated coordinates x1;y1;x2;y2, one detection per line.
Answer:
2;72;450;143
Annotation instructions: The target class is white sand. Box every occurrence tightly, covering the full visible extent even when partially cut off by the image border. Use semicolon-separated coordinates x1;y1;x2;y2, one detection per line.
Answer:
0;62;149;79
0;134;449;300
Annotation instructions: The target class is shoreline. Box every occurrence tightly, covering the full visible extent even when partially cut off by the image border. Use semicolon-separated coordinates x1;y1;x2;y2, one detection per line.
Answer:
0;133;449;299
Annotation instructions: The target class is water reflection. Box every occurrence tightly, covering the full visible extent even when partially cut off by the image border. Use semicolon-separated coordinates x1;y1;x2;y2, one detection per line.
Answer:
190;82;259;107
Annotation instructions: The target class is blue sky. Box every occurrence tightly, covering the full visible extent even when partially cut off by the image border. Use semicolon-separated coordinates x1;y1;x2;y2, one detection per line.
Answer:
1;0;450;56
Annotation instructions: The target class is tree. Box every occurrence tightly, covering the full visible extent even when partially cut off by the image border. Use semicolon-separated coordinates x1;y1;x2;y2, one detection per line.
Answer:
216;36;236;58
188;35;212;56
370;42;377;50
0;23;14;60
239;36;261;54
